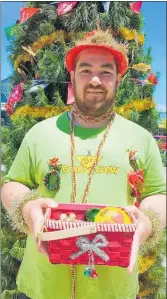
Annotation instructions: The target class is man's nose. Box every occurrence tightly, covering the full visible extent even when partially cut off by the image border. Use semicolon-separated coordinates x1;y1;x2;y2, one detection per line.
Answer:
88;75;102;86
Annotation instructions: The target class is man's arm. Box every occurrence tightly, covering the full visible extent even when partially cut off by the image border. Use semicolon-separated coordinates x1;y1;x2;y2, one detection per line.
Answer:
1;181;30;210
1;181;57;257
140;194;166;228
127;194;166;274
127;133;166;273
1;135;57;257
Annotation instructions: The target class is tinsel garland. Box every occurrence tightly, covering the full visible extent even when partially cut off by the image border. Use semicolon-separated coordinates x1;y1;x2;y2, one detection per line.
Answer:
116;98;155;115
120;27;145;45
11;105;71;120
14;53;33;70
138;253;157;274
137;34;145;45
14;31;85;70
130;63;151;72
139;287;157;297
11;99;155;120
139;210;163;257
9;190;41;234
14;28;145;71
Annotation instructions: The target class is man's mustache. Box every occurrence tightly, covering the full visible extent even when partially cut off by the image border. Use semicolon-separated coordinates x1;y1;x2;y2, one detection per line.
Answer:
84;85;106;93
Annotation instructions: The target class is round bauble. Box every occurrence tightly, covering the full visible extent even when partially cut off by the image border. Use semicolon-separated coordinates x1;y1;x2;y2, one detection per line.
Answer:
94;207;132;224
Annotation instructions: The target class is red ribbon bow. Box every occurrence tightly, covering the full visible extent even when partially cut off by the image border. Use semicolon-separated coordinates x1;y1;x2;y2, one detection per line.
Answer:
128;169;144;198
49;158;59;167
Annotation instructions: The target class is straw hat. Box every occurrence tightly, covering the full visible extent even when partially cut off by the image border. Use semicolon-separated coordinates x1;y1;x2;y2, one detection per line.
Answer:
65;30;128;76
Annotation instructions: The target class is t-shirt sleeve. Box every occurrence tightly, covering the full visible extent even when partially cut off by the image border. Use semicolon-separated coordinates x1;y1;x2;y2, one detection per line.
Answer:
3;136;36;189
139;134;166;200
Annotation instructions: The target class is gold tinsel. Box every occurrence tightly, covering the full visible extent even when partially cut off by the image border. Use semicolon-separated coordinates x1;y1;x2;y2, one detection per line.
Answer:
31;31;67;53
120;27;144;45
11;105;71;120
139;288;157;297
120;27;137;40
14;31;84;71
130;63;151;72
14;53;32;70
137;34;145;46
126;30;137;40
11;98;155;121
14;28;145;72
138;253;157;274
116;98;156;115
140;210;163;256
119;27;129;36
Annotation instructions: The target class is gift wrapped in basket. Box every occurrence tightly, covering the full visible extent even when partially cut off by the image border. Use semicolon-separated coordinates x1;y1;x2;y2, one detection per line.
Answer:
38;203;137;277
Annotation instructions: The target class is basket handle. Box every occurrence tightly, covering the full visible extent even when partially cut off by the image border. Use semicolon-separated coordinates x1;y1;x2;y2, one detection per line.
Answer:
37;224;97;241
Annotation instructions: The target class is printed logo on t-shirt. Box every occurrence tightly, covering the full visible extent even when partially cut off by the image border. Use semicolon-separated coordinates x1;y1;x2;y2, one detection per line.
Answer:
62;155;119;175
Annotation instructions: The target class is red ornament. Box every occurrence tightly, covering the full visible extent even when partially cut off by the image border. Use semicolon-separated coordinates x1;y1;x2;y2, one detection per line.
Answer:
57;2;78;16
5;82;24;115
147;72;158;85
128;169;144;198
20;8;40;24
130;2;142;14
90;269;98;278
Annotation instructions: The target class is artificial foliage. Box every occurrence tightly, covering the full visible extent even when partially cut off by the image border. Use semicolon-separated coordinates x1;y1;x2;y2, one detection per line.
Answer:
1;2;165;299
138;230;166;299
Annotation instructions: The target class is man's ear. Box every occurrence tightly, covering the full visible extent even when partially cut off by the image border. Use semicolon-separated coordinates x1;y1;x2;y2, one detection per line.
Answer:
116;73;121;88
70;71;74;87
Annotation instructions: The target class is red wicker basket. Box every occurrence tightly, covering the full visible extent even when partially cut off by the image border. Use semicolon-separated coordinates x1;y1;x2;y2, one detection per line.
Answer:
38;203;137;268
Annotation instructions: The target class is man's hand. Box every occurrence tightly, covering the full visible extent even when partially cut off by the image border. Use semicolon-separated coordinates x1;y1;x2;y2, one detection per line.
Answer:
126;206;152;274
22;198;58;257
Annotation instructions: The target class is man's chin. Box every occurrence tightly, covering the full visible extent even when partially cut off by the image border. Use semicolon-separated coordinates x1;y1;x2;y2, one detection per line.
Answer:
83;105;102;114
85;94;105;102
81;105;108;116
84;98;105;109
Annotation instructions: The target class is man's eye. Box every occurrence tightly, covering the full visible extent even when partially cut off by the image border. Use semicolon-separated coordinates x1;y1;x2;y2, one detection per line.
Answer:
101;71;112;75
81;70;90;74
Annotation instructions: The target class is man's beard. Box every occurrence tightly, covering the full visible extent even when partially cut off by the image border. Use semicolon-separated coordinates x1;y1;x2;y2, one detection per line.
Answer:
73;81;117;117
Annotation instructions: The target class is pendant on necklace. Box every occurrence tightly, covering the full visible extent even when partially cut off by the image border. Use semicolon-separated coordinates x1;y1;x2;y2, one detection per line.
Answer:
43;157;62;191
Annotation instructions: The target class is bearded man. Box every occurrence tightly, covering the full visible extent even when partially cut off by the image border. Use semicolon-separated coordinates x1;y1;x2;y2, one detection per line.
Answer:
2;30;166;299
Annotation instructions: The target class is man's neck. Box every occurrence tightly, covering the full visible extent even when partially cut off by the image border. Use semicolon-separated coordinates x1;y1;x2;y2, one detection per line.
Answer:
68;111;110;128
72;113;110;128
69;104;114;128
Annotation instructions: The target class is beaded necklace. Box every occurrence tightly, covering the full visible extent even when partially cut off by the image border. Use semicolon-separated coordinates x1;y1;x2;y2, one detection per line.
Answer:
70;107;115;299
72;103;115;123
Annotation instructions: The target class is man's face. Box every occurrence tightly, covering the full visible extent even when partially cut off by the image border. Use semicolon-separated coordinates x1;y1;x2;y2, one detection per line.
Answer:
71;48;121;117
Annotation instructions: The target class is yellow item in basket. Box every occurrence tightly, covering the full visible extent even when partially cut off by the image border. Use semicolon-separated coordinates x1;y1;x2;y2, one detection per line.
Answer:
94;207;132;224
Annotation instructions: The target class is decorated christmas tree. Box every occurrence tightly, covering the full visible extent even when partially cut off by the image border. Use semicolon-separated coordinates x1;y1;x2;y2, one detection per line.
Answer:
1;2;165;299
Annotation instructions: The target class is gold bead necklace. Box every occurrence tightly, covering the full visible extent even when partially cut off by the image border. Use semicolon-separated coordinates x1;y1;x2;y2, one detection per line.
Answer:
70;107;115;299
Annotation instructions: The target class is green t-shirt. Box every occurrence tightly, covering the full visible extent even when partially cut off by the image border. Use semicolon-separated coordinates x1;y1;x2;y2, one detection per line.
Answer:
4;112;166;299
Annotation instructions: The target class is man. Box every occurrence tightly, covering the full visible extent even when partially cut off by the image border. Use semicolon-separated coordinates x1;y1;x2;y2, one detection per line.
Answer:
1;30;166;299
